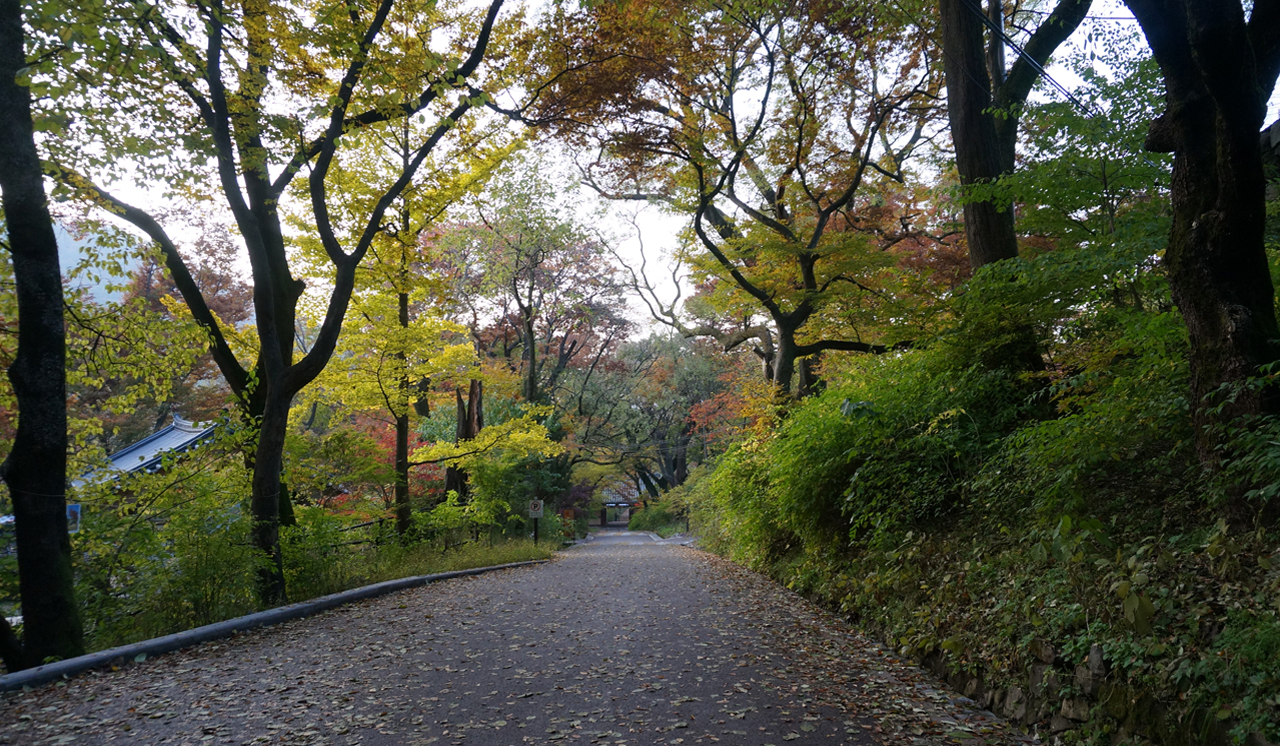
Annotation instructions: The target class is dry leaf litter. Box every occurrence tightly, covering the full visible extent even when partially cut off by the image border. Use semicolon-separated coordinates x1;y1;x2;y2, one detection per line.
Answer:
0;533;1036;746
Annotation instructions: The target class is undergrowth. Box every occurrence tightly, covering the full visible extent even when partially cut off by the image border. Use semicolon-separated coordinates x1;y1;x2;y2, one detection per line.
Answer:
282;508;554;601
628;502;685;537
686;246;1280;744
14;467;556;663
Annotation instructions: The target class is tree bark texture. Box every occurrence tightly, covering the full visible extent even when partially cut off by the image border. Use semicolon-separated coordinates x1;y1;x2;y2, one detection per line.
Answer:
394;290;411;536
939;0;1092;269
772;325;803;397
940;0;1018;268
1124;0;1280;462
394;410;411;535
0;0;85;669
250;395;290;603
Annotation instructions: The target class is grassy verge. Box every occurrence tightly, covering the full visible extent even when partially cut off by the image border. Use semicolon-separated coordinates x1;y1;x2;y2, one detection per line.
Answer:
59;537;556;663
359;539;554;586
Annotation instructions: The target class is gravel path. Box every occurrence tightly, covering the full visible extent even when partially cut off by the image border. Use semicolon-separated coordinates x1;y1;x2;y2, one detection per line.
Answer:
0;539;1033;746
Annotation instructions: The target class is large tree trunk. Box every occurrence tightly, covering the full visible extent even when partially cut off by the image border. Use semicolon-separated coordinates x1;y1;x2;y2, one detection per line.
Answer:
1157;110;1276;455
0;0;85;670
1124;0;1280;465
939;0;1019;269
250;394;290;603
939;0;1093;269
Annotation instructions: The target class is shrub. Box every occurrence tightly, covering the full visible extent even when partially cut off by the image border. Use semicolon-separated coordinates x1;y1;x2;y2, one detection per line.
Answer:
973;308;1193;518
282;507;360;600
628;502;682;536
72;460;261;649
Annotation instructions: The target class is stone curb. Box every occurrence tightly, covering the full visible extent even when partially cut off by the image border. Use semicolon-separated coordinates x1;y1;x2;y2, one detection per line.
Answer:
0;559;549;693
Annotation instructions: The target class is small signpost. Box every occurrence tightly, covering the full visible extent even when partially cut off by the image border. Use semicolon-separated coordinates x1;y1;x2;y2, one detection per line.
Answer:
528;499;543;544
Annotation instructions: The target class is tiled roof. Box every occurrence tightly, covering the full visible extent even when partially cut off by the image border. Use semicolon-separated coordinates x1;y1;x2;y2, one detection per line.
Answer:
72;416;218;487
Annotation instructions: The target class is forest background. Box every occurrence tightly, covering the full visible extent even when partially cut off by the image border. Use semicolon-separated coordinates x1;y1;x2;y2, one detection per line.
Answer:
1;0;1279;743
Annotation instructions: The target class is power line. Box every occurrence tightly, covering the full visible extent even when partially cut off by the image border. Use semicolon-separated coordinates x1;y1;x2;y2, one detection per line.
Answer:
958;0;1100;118
880;0;1165;180
1017;8;1137;22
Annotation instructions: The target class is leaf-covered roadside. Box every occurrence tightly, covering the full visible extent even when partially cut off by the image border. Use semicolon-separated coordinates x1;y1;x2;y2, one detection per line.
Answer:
785;513;1280;744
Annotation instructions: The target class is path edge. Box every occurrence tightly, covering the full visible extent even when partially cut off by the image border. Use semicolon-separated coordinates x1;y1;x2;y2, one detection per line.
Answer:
0;559;550;694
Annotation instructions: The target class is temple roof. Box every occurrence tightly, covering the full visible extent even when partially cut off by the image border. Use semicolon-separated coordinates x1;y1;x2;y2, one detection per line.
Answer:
72;416;218;487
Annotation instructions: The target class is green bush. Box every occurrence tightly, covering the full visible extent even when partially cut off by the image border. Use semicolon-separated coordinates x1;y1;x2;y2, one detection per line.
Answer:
973;308;1193;518
628;502;683;536
72;460;262;650
282;507;360;600
138;510;261;638
688;344;1030;578
700;440;787;570
1199;610;1280;742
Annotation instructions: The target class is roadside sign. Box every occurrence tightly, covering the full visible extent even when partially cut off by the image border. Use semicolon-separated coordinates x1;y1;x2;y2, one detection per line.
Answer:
528;499;544;518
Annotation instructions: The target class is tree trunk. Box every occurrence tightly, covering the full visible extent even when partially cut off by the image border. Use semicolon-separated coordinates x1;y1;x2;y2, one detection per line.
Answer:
673;425;690;486
0;0;85;670
1124;0;1280;464
1156;106;1278;454
939;0;1093;269
521;313;538;402
394;410;411;535
394;290;411;536
939;0;1019;269
636;469;661;500
250;394;289;603
795;355;823;398
773;324;802;395
467;379;483;434
444;388;469;500
443;381;483;501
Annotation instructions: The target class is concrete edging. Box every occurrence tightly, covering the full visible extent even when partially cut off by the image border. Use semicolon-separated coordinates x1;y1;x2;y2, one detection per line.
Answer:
0;559;549;693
